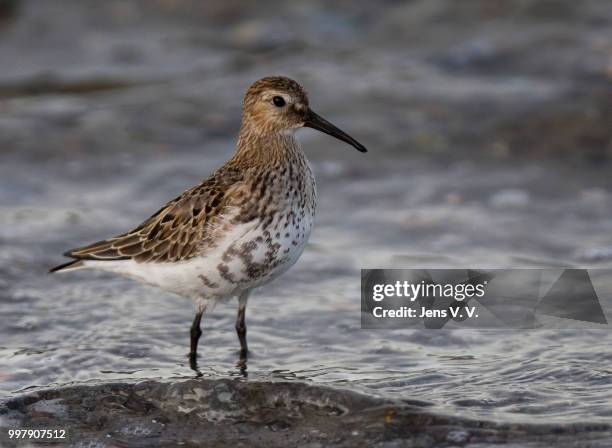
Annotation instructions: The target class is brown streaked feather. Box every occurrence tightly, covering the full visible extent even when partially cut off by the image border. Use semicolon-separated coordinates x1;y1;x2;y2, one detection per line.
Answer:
64;166;244;263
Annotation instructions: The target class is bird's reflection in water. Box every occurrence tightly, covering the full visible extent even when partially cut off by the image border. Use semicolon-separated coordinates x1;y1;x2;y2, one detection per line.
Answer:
188;351;249;378
236;351;248;378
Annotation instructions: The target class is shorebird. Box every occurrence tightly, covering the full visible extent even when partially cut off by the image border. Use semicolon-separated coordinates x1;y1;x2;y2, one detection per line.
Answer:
50;76;366;368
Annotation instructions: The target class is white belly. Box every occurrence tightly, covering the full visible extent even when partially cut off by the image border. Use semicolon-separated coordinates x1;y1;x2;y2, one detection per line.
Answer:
86;207;314;300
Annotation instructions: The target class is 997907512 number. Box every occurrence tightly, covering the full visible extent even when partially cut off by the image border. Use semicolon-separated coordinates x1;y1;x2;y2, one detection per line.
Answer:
8;429;66;439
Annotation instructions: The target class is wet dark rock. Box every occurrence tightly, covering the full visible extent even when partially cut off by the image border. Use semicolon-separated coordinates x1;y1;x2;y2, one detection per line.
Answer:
1;379;611;447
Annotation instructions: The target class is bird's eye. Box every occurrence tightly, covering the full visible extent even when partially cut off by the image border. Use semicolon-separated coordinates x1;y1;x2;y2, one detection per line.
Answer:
272;96;286;107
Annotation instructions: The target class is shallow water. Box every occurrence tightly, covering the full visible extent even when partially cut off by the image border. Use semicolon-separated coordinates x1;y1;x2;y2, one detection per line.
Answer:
2;152;612;428
1;0;612;444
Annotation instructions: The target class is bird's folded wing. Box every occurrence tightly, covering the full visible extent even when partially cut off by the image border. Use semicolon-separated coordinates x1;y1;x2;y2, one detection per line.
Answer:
65;169;243;263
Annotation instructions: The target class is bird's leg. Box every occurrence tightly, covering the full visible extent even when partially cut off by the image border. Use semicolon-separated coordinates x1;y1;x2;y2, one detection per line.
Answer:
189;300;207;369
236;291;250;357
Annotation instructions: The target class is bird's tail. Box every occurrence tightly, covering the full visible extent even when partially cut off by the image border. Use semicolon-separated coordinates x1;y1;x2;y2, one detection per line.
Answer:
49;259;85;273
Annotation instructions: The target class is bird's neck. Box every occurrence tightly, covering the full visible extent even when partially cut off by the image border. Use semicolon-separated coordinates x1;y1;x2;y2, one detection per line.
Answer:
232;124;303;169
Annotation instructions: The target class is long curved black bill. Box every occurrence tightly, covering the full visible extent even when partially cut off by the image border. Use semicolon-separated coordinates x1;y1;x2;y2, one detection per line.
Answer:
304;109;367;153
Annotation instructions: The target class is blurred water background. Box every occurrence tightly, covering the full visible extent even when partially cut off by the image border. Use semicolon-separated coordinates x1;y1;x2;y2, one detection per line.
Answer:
1;0;612;438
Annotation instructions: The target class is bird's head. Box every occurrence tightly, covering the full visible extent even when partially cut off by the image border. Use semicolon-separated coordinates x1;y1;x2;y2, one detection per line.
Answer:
241;76;367;153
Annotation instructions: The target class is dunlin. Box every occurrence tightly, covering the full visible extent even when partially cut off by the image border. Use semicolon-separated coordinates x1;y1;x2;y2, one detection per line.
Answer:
51;76;367;367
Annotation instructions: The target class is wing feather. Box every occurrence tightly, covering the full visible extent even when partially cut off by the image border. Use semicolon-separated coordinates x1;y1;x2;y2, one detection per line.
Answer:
63;167;243;263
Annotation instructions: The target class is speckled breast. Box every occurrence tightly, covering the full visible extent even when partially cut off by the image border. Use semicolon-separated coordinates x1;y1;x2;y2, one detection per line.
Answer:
201;157;317;296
